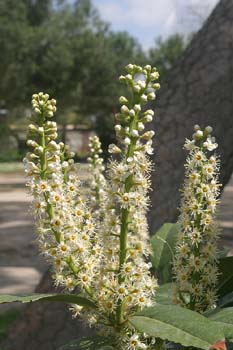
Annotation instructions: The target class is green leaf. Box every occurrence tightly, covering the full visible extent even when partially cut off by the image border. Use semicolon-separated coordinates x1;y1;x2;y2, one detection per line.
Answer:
218;292;233;308
211;322;233;339
155;283;174;305
0;293;97;309
58;336;114;350
129;304;225;350
208;307;233;338
219;248;231;259
217;256;233;298
151;223;180;283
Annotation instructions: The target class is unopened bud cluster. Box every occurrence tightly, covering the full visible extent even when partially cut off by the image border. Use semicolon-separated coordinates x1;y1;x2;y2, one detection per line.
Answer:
87;135;107;211
32;92;57;118
109;64;160;158
173;125;220;312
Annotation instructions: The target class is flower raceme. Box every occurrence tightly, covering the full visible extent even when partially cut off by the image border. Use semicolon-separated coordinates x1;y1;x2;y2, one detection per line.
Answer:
24;65;160;349
173;125;221;313
25;93;100;297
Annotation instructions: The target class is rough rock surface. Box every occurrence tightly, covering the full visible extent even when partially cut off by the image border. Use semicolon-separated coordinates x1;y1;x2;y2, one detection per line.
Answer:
149;0;233;232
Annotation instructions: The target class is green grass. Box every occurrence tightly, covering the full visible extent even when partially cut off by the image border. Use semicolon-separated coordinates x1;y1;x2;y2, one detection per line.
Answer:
0;308;20;344
0;162;23;174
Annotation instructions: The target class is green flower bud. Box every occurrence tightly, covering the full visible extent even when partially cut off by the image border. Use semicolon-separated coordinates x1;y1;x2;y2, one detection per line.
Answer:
144;64;152;72
134;104;141;113
150;72;160;80
147;92;156;100
119;75;126;82
119;96;128;104
125;63;134;72
194;124;201;131
205;126;213;135
153;83;160;90
121;105;129;114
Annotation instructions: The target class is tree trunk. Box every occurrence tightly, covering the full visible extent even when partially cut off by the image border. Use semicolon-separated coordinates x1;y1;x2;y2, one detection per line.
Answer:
149;0;233;232
3;0;233;349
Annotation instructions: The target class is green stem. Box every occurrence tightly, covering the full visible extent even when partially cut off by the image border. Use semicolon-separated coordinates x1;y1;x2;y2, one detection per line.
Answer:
115;77;151;325
38;114;60;244
116;120;138;325
119;208;129;268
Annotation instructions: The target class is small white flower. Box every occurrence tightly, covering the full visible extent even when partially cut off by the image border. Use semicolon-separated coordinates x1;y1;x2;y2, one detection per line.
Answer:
134;104;141;112
114;124;122;132
140;94;147;102
144;140;154;155
117;284;128;299
143;114;153;122
38;181;49;192
124;137;131;145
194;130;203;139
127;334;147;349
129;109;136;117
205;126;213;134
131;129;139;137
203;137;218;151
147;92;156;100
121;105;129;114
108;144;121;154
138;122;145;131
184;139;196;151
142;131;155;140
125;74;133;81
119;96;128;104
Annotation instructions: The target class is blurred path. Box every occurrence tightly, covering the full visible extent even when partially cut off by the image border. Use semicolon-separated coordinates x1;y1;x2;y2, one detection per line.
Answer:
0;169;232;299
0;173;46;297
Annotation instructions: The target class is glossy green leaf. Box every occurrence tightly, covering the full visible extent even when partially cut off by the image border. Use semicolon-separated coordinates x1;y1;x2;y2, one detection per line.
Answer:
151;223;180;283
219;249;231;259
58;336;114;350
217;256;233;298
218;292;233;308
0;293;97;309
155;283;174;305
209;308;233;338
129;304;225;350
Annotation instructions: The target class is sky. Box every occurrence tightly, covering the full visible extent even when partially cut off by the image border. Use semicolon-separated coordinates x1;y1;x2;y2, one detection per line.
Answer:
92;0;219;49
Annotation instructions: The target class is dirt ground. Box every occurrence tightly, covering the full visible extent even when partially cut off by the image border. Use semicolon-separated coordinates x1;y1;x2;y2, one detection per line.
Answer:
0;169;232;301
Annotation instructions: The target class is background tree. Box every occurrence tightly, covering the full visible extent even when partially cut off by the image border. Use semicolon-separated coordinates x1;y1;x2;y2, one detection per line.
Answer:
148;34;187;77
0;0;145;151
0;0;35;107
0;0;187;153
